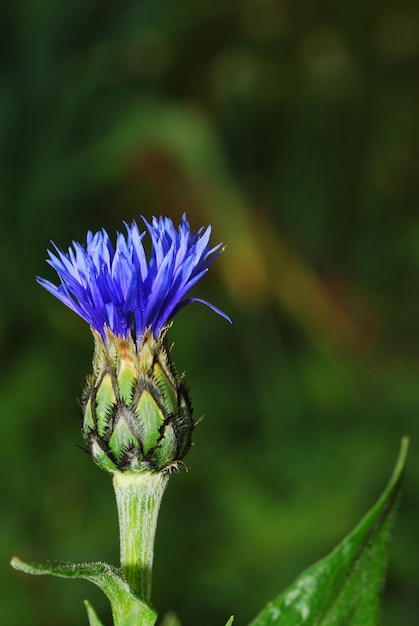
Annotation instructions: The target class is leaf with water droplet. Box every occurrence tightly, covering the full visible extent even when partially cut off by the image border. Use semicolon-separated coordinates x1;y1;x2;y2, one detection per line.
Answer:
249;437;408;626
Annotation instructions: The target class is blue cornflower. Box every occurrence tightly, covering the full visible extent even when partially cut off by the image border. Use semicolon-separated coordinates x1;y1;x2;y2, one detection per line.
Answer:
37;214;230;343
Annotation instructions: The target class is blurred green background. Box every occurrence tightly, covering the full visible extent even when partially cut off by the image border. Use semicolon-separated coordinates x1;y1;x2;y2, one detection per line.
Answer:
2;1;419;624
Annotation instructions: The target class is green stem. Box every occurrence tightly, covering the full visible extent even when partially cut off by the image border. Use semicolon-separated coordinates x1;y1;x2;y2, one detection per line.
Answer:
112;470;169;601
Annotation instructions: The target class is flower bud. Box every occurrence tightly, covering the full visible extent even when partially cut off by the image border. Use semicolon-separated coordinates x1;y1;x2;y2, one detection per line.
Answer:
82;327;194;473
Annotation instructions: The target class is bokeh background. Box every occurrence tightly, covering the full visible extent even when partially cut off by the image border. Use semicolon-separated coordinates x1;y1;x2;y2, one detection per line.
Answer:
2;1;419;624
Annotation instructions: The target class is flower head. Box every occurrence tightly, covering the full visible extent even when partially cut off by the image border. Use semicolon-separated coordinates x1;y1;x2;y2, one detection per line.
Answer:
37;214;230;343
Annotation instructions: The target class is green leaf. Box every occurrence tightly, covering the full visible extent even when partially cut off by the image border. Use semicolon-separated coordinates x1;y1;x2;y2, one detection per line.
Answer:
10;558;157;626
224;617;235;626
159;612;183;626
249;437;409;626
84;599;105;626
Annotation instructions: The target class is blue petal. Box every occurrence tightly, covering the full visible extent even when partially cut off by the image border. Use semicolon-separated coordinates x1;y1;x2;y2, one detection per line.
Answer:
37;214;230;343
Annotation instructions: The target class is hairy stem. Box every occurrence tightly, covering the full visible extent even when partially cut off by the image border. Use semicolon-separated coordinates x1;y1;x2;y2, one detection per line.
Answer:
113;471;169;601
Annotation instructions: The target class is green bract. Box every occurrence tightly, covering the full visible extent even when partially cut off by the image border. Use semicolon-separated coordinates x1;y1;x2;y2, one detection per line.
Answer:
83;326;193;473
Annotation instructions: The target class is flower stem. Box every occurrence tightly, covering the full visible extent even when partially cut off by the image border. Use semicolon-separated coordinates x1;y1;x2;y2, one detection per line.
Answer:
112;470;169;601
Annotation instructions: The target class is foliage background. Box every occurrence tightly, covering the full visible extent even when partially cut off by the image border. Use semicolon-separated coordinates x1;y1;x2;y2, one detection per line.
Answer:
1;1;419;624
